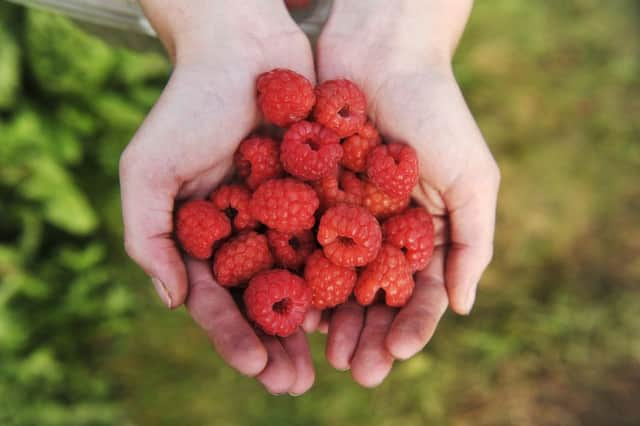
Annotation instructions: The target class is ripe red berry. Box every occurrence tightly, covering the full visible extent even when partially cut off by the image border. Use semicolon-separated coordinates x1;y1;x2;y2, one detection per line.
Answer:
280;120;343;181
313;169;363;211
257;68;316;127
213;231;274;287
383;208;435;272
341;122;381;172
210;184;258;232
267;229;316;271
304;250;357;309
317;203;382;268
250;178;319;233
175;200;231;260
285;0;310;8
366;142;419;199
314;79;367;137
234;137;283;189
361;178;410;219
354;244;415;307
244;269;312;337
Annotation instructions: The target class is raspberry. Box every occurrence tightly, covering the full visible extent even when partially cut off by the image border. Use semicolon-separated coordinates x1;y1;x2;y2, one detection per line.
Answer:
210;184;258;232
362;178;410;219
354;244;415;307
383;208;435;272
341;122;380;172
366;142;419;199
257;68;315;127
317;204;382;267
244;269;312;337
304;250;357;309
285;0;310;8
175;200;231;260
267;229;315;271
213;231;274;287
234;137;283;189
280;121;343;181
314;79;367;137
313;169;363;211
250;178;319;233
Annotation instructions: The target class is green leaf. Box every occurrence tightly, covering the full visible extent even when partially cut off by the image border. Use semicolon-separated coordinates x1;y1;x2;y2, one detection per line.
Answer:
0;24;20;110
25;10;115;97
18;156;98;235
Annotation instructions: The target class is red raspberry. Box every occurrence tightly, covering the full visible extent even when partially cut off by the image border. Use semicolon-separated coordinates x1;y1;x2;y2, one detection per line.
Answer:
366;142;419;199
285;0;310;8
267;229;315;271
280;121;343;181
314;79;367;138
250;178;319;233
383;208;435;272
304;250;357;309
234;137;283;189
362;178;410;219
213;231;274;287
175;200;231;260
210;184;258;232
341;122;381;172
244;269;312;337
313;169;363;211
317;204;382;267
257;68;315;127
354;244;415;307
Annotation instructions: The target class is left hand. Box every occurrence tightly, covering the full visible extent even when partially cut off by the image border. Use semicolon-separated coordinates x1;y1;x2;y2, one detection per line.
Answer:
315;0;500;386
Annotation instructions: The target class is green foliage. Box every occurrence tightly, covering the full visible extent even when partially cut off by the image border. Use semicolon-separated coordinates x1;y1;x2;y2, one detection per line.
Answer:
0;5;170;425
24;10;115;97
0;24;20;110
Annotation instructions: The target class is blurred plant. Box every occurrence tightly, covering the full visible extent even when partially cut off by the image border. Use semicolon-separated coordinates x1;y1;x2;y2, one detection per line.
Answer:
0;5;169;425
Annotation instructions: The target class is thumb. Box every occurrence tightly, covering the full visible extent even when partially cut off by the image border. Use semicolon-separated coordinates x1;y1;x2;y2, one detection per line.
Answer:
120;143;188;308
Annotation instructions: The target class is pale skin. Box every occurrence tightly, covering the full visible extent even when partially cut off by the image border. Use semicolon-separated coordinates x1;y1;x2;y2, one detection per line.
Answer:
119;0;499;393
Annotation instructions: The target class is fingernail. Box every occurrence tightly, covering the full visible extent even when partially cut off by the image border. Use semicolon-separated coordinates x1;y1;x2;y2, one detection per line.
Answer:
288;392;302;397
463;285;477;314
151;277;173;308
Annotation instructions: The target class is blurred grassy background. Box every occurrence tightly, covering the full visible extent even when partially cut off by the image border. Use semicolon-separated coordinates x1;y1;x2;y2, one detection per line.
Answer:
0;1;638;425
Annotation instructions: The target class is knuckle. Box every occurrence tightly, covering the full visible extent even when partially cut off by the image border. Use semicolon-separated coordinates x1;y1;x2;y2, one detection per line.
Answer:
489;161;501;187
123;235;141;263
482;244;495;268
118;144;141;180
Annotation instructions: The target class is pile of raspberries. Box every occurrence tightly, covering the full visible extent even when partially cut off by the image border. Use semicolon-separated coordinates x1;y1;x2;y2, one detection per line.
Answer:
175;69;434;337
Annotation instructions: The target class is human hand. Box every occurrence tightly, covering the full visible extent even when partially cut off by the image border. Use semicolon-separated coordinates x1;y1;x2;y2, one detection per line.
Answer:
316;0;500;386
119;0;318;395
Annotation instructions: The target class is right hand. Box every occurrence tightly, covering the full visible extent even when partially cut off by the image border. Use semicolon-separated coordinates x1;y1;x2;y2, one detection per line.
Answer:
119;0;318;395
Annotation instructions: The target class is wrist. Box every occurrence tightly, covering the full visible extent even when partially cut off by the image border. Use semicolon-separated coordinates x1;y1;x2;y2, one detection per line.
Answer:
325;0;473;66
140;0;302;64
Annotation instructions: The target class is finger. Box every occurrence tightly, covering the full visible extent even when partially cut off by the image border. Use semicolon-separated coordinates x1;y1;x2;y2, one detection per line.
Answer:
280;330;315;396
445;171;499;314
301;308;322;333
433;215;449;247
326;300;364;370
256;334;297;395
185;259;267;377
386;247;448;359
120;144;187;308
350;305;396;388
